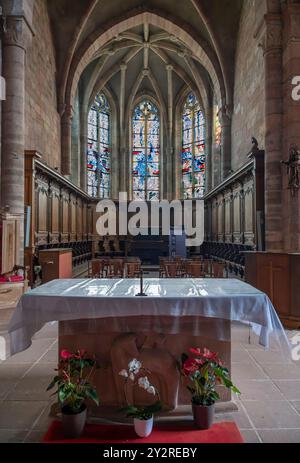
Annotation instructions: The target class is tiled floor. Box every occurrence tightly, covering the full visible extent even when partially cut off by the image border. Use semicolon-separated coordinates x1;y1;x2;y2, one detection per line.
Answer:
0;315;299;443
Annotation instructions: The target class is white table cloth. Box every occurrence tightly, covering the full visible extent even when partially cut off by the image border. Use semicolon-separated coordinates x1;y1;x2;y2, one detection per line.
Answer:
8;278;291;355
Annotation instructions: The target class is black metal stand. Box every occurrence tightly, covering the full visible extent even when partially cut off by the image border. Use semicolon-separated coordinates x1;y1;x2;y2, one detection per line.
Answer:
135;270;148;297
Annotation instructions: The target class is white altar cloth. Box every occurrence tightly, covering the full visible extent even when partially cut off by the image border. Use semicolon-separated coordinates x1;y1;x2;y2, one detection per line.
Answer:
8;278;291;355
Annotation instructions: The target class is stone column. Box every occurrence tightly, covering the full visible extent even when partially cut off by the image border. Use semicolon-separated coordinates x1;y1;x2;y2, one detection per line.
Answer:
119;63;127;196
166;65;173;200
282;2;300;251
219;106;232;182
1;16;32;264
80;104;88;192
263;12;283;251
205;106;213;193
61;104;73;176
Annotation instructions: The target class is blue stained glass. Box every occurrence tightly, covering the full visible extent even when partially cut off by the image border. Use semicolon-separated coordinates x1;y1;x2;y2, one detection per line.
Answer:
87;93;111;198
132;99;160;201
182;93;206;198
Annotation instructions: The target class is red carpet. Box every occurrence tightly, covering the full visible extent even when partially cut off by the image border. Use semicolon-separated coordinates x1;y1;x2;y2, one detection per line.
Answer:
43;421;244;444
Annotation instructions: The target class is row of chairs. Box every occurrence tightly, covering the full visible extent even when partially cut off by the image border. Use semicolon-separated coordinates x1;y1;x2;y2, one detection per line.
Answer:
88;257;141;279
159;257;227;279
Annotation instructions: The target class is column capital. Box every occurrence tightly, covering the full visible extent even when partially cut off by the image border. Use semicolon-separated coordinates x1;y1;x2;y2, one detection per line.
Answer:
218;105;232;125
2;15;33;50
261;13;283;54
120;63;127;72
166;64;173;72
61;104;74;122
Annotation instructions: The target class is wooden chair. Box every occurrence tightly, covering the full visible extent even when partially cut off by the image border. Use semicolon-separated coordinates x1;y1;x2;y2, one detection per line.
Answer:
107;259;124;278
159;257;168;278
164;262;179;278
187;262;205;278
212;262;226;278
88;259;106;278
126;262;141;278
202;259;212;277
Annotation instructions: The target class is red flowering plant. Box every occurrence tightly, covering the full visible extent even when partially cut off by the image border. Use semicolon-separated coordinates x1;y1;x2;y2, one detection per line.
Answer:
47;349;100;415
181;348;240;406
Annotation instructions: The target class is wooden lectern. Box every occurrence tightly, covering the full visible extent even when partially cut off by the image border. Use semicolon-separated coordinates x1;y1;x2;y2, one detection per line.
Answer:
39;249;73;284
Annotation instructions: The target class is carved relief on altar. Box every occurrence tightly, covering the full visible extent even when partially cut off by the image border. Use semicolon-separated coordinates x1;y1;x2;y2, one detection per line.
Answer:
111;334;179;410
59;318;232;416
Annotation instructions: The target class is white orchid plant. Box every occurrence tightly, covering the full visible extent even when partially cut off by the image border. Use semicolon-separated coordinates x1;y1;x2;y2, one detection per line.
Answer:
118;359;162;420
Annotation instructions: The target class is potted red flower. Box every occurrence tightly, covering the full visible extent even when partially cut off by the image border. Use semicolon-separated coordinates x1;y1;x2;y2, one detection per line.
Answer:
182;348;240;430
47;349;99;438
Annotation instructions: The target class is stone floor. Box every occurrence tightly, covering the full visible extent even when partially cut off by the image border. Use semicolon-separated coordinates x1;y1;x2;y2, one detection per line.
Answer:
0;313;299;443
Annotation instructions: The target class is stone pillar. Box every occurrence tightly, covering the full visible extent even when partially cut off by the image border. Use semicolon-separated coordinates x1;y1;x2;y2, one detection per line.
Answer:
282;2;300;251
80;104;88;192
219;106;232;181
205;106;213;193
61;105;73;176
1;16;32;264
166;65;173;200
263;12;284;251
119;63;127;195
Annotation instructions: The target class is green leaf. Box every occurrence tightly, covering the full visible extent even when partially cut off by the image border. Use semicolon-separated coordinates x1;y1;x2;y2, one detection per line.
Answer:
85;388;100;406
119;405;139;415
46;376;60;391
145;401;162;414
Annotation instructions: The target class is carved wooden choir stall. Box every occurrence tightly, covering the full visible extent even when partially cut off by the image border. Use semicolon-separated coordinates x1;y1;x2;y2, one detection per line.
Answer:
24;151;94;285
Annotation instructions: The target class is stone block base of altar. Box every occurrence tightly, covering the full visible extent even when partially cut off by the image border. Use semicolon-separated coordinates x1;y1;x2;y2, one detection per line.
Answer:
59;316;236;418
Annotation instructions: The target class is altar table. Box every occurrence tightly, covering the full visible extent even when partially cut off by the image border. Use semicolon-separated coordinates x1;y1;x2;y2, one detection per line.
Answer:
8;278;290;415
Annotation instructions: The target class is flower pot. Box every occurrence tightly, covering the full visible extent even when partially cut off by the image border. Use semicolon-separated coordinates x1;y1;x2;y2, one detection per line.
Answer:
61;404;87;438
192;402;215;430
134;416;154;438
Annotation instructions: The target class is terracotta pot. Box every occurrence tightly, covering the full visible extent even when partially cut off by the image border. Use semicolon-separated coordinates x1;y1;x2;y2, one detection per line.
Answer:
61;404;87;438
192;402;215;430
134;416;154;438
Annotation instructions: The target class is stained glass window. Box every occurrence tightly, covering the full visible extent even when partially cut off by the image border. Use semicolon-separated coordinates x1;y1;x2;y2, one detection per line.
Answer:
132;100;160;201
87;93;111;198
182;93;206;199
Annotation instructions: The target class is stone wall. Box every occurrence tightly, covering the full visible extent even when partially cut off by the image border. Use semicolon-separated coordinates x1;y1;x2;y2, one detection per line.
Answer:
231;0;266;171
25;0;61;169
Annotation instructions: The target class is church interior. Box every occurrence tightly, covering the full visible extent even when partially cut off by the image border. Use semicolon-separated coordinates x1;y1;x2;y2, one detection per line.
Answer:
0;0;300;445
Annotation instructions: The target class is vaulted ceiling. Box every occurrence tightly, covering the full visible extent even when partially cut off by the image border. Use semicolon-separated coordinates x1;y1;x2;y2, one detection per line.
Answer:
47;0;244;110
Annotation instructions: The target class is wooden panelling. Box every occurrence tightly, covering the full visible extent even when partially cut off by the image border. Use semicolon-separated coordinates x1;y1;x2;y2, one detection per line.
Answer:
61;188;70;243
245;252;300;328
49;181;60;244
24;152;94;285
204;151;265;250
35;172;49;246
